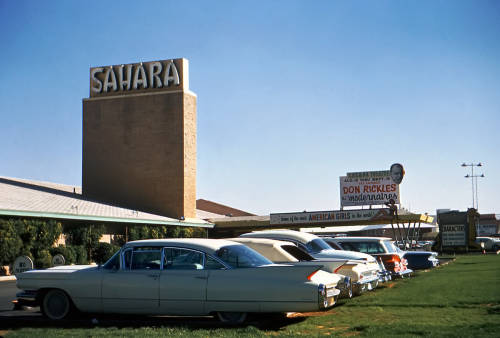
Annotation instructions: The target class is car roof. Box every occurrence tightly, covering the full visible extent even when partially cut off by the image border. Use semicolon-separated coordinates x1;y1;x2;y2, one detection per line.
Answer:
324;237;393;241
228;237;298;262
229;237;295;247
239;230;318;243
123;238;241;255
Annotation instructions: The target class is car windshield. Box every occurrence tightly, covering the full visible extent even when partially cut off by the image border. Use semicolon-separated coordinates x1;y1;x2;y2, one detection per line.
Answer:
305;238;333;253
215;245;273;268
383;240;399;253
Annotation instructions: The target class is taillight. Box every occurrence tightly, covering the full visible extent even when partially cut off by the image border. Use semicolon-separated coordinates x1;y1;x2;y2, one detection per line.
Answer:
334;263;345;274
387;255;401;272
307;270;318;281
401;258;408;269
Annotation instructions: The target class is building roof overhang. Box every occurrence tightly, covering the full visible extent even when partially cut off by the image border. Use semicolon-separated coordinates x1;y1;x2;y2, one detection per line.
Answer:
0;176;213;228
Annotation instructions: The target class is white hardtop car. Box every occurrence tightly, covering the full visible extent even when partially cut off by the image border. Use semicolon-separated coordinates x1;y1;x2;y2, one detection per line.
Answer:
230;237;352;297
475;236;500;251
16;238;340;323
239;230;381;294
239;230;378;262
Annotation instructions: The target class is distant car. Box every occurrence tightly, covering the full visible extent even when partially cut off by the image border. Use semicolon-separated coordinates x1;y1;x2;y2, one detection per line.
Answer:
475;237;500;251
323;237;414;277
16;238;340;323
239;230;381;295
400;251;439;270
231;237;353;298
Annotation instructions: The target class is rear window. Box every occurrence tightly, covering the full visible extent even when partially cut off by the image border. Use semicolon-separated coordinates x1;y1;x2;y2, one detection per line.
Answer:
282;245;314;261
338;241;386;254
382;241;398;253
305;238;333;253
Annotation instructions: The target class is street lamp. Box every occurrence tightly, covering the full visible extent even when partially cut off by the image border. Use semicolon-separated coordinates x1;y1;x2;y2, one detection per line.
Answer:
461;162;484;210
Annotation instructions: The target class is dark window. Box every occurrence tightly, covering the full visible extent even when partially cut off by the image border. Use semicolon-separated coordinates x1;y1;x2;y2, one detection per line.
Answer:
281;245;314;261
338;241;386;254
163;247;204;270
103;250;120;270
123;249;132;269
204;255;226;270
305;239;333;253
324;240;343;250
123;247;162;270
216;245;272;268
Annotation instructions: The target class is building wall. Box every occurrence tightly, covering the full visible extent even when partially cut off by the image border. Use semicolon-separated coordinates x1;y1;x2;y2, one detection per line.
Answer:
82;89;196;219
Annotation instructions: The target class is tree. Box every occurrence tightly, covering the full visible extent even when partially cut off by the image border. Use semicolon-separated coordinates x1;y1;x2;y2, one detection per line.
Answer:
64;224;105;262
0;219;23;266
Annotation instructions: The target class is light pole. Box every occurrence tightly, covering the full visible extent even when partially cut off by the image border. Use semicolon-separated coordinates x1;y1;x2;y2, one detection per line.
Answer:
461;162;484;210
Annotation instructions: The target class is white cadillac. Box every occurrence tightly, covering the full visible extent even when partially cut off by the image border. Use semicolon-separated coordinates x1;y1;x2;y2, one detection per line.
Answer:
239;230;382;295
230;237;353;298
16;239;340;323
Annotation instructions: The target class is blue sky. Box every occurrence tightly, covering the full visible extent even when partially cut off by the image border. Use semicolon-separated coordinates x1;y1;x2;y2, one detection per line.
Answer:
1;0;499;215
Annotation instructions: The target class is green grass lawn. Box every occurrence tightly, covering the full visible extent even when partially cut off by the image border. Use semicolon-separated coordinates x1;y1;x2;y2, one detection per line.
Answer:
5;254;500;337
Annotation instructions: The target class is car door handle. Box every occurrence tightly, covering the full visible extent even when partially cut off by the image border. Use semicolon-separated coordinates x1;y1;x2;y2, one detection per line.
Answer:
148;274;159;278
194;276;207;280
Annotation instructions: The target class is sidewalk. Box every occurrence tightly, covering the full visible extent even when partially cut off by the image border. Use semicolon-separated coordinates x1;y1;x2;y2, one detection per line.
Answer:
0;276;16;282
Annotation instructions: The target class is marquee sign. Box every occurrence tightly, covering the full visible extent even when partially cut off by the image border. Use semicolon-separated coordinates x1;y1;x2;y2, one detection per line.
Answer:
340;176;399;207
270;208;391;225
340;164;404;207
90;58;187;97
441;224;467;246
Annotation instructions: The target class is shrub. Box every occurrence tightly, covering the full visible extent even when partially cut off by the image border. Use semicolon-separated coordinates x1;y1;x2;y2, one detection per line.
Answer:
18;219;62;254
126;225;206;241
71;245;89;265
92;242;120;264
49;245;77;265
64;224;105;261
0;218;62;267
0;219;23;266
33;249;52;269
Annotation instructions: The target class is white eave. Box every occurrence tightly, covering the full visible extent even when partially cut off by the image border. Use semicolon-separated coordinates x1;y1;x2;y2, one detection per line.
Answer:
0;176;213;228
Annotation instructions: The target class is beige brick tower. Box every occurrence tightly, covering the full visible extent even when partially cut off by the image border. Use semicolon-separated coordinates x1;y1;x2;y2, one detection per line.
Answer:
82;58;196;219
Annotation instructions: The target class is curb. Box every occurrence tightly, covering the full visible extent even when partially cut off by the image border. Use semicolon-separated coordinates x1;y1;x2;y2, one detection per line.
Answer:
0;276;16;282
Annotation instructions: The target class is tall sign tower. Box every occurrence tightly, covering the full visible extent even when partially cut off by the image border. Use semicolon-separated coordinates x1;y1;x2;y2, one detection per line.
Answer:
82;58;196;219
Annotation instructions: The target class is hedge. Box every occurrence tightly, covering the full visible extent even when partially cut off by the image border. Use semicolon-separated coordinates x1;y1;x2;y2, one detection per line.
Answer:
1;218;206;269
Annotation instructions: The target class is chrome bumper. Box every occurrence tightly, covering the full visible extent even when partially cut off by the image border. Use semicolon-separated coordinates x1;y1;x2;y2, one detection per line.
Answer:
378;270;392;282
354;274;380;293
337;276;351;292
15;290;39;307
318;284;340;309
391;268;413;278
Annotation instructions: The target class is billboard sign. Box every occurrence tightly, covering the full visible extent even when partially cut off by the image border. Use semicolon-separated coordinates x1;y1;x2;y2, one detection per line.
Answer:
437;210;474;249
441;224;467;246
340;175;399;207
476;224;497;236
270;208;391;225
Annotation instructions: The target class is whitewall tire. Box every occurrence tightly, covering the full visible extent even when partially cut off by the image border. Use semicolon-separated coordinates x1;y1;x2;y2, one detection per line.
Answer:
41;289;72;320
